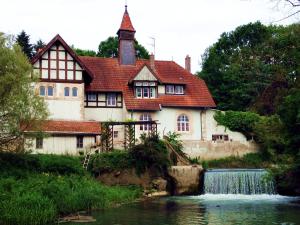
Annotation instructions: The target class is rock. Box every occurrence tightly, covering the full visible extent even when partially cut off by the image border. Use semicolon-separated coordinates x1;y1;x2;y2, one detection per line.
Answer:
168;165;203;195
151;177;167;192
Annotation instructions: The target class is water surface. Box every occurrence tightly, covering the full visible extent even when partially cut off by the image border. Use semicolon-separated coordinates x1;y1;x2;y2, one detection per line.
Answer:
70;194;300;225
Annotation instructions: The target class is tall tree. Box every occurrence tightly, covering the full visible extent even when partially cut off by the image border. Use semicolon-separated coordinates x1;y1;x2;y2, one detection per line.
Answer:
198;22;300;113
16;30;33;59
33;39;46;55
97;36;149;59
0;33;48;152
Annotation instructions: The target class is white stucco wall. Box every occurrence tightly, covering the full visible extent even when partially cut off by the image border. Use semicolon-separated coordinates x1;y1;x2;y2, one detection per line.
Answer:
28;135;95;155
84;108;124;121
36;82;85;120
134;66;157;81
205;109;248;142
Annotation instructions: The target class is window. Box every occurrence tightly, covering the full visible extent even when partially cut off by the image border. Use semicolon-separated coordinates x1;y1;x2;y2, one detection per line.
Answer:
36;137;43;149
136;87;142;98
76;136;83;148
166;85;174;94
64;87;70;96
87;93;97;101
135;87;157;98
150;87;156;98
143;87;149;98
177;114;189;132
39;86;45;96
47;86;53;96
113;131;119;138
166;85;184;95
140;114;152;131
107;93;117;106
72;87;78;97
175;85;184;94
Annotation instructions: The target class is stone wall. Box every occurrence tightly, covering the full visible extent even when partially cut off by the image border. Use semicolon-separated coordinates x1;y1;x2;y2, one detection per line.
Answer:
182;140;259;160
168;165;203;195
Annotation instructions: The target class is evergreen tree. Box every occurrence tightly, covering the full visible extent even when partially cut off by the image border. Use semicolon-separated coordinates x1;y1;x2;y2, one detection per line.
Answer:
16;30;33;59
33;39;46;55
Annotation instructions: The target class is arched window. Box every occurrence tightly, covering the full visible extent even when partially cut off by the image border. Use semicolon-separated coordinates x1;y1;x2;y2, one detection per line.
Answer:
39;86;45;96
72;87;78;97
177;114;189;132
47;86;53;96
140;114;152;131
64;87;70;96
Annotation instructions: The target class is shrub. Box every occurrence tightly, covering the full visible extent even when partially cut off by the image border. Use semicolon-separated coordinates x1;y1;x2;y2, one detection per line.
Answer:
214;110;261;139
0;153;84;176
90;150;133;173
129;134;170;175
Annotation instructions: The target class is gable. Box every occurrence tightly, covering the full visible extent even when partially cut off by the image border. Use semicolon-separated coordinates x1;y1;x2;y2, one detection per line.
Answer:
31;35;93;82
133;66;157;81
33;44;83;81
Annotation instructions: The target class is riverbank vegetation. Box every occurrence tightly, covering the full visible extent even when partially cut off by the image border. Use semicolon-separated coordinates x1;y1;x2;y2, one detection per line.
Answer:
198;22;300;195
0;153;142;225
90;134;171;176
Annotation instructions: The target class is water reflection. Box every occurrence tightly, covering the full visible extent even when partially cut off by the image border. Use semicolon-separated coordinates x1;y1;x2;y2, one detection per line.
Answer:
69;195;300;225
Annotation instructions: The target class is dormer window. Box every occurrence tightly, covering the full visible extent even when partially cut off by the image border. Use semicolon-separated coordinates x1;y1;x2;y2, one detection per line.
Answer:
134;81;157;99
166;85;184;95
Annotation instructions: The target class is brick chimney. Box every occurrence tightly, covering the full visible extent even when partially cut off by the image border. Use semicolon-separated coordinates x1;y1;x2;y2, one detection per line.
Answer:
150;53;155;70
185;55;191;72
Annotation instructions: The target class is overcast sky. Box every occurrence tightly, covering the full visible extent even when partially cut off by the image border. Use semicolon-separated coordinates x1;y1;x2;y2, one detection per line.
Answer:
0;0;298;72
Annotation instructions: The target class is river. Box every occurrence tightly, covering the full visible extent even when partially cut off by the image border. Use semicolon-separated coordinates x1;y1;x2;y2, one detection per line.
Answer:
70;194;300;225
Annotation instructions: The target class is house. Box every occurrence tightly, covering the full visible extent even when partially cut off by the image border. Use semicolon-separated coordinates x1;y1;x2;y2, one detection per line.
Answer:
26;6;257;158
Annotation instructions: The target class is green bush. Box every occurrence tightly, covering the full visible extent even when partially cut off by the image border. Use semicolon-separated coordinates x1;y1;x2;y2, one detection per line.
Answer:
214;110;261;139
90;150;133;173
0;153;84;176
129;134;170;175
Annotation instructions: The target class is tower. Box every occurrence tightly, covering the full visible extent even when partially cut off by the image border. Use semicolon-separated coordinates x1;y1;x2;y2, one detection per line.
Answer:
117;5;136;65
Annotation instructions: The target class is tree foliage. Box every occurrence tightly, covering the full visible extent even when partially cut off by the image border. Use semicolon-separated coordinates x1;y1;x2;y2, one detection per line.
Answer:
33;39;46;55
97;36;149;59
16;30;34;59
73;47;97;57
0;33;48;152
198;22;300;113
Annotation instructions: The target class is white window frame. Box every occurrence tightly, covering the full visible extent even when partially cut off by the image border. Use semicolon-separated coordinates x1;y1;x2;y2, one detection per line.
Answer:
136;87;142;98
107;93;117;106
175;85;184;94
140;114;152;131
177;114;189;132
166;85;174;94
143;87;150;98
150;87;156;98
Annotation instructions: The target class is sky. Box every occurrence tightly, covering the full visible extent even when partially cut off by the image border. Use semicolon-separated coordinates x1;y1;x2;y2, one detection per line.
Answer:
0;0;298;73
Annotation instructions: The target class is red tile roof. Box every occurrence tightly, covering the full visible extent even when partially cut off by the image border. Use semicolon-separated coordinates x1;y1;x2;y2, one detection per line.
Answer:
26;120;101;135
80;56;216;110
119;7;135;32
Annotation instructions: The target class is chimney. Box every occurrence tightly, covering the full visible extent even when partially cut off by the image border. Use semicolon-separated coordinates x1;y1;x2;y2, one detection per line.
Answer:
185;55;191;72
150;53;155;70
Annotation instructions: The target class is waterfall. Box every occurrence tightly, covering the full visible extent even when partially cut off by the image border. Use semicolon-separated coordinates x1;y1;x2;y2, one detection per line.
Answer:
204;169;276;195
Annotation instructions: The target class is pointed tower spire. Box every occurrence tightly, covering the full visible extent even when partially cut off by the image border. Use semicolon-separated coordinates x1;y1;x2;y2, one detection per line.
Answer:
118;5;135;33
117;5;136;65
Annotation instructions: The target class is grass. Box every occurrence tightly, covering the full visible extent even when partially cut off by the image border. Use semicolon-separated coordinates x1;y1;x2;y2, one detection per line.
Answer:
200;153;270;169
0;153;142;225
